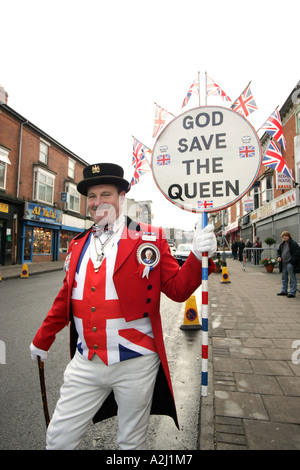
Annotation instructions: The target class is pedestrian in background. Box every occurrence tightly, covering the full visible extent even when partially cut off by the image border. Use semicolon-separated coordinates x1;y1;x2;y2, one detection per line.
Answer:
253;236;262;265
232;239;238;260
277;231;300;298
245;239;253;261
237;238;245;262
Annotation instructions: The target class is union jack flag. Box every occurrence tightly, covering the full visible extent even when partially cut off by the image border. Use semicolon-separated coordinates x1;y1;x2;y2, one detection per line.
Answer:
182;76;200;108
71;235;157;365
239;145;255;158
130;137;151;187
260;107;287;150
262;141;293;179
157;154;171;165
232;84;258;117
206;75;231;102
152;103;174;138
198;200;213;210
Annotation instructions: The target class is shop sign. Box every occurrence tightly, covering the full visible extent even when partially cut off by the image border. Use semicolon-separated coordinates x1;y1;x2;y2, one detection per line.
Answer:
243;196;254;212
0;202;9;213
276;172;293;190
250;188;298;222
24;202;63;225
151;106;262;213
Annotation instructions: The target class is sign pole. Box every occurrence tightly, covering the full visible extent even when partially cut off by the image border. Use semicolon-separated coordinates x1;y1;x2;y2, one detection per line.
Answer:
201;212;209;396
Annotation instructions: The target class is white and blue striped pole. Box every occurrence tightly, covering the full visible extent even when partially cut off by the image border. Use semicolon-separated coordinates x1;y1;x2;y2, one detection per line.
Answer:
201;211;209;396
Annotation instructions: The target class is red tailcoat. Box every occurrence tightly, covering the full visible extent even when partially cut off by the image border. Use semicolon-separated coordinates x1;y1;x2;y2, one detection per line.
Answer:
33;217;214;427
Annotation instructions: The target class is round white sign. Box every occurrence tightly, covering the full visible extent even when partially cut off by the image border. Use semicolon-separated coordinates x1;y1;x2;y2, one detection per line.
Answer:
151;106;262;213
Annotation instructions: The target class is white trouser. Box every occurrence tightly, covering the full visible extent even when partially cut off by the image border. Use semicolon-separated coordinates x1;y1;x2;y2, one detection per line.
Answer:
46;350;160;450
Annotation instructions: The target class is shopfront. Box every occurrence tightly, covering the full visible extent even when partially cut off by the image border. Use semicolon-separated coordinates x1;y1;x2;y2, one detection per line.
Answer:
248;188;300;246
22;202;63;263
0;198;24;265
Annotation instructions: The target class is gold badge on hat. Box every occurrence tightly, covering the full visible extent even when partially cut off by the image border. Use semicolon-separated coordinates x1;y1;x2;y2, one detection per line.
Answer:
92;164;100;174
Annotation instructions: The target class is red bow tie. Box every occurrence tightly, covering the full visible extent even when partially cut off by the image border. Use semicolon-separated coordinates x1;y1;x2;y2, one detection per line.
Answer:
92;224;114;238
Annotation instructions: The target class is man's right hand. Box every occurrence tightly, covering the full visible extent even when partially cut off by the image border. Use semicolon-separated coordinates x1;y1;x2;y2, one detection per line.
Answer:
30;343;48;362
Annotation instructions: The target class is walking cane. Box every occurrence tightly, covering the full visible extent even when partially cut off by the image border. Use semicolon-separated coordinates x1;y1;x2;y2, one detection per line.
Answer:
38;357;50;427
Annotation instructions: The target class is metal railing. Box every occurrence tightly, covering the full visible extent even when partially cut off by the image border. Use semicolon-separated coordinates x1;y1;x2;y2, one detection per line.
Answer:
242;247;278;271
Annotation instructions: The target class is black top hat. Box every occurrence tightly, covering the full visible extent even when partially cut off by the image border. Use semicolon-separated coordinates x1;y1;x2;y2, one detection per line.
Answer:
77;163;130;196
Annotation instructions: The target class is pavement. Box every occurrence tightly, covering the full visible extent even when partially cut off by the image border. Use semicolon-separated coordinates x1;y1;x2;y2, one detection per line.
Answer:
1;258;300;450
0;260;65;280
199;258;300;450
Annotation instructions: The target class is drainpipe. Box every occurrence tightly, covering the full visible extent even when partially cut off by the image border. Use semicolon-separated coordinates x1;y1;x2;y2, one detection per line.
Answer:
17;120;28;198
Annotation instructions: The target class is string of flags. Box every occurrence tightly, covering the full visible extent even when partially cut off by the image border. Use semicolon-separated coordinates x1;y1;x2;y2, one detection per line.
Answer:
130;72;293;187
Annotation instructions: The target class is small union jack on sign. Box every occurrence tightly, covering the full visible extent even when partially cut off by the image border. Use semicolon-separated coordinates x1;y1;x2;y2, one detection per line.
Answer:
239;146;255;158
198;200;213;210
157;154;171;165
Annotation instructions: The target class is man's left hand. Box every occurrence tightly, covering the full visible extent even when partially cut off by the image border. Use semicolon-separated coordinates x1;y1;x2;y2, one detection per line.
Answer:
192;217;217;261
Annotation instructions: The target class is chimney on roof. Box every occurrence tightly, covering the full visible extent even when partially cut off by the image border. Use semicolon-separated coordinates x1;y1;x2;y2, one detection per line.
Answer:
0;86;8;104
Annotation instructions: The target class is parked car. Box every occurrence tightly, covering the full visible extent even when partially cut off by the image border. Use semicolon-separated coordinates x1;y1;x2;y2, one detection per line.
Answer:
174;243;192;266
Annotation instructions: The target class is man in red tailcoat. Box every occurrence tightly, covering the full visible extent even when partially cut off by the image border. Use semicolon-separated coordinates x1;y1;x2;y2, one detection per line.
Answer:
30;163;216;450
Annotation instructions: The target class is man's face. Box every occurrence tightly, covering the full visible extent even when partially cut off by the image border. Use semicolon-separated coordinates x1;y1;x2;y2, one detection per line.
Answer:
87;184;125;225
282;235;289;243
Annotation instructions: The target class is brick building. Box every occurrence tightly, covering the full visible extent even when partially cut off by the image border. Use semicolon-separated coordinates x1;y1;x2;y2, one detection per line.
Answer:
0;99;92;265
215;80;300;249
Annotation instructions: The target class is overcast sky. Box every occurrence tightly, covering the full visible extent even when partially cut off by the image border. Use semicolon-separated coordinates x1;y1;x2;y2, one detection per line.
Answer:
2;0;299;230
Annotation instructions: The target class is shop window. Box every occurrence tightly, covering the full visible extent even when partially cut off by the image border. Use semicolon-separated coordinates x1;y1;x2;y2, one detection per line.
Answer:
24;226;53;260
59;230;75;253
33;227;52;254
65;182;80;213
33;168;55;204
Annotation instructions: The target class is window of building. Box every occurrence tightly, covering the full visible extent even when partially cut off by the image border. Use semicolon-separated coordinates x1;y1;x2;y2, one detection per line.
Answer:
261;175;273;204
0;146;11;189
68;158;75;179
0;162;6;189
39;140;49;164
33;167;55;204
236;201;240;219
227;206;231;224
253;186;260;209
297;160;300;184
296;109;300;135
65;182;80;213
249;186;260;210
